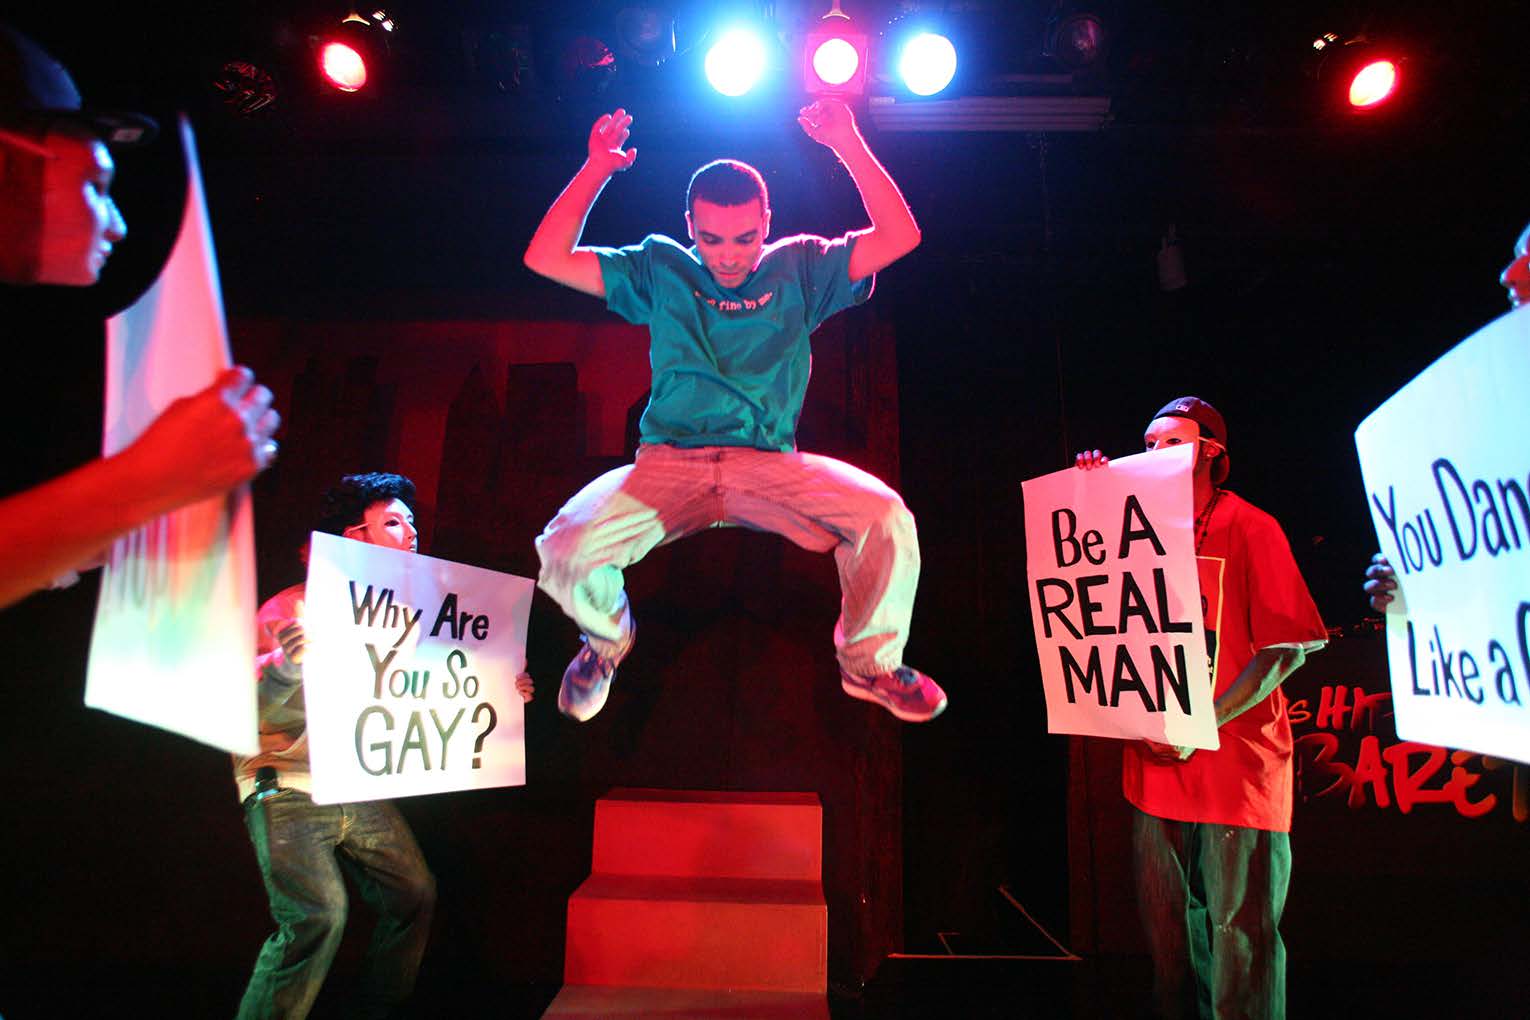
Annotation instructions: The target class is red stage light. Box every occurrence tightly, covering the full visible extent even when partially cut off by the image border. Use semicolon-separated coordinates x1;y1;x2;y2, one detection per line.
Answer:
804;2;868;97
812;37;860;86
321;41;368;92
1348;59;1398;108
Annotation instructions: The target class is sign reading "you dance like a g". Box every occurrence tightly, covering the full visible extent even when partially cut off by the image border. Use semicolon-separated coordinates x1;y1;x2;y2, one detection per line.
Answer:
1022;445;1219;750
1357;305;1530;764
302;532;534;804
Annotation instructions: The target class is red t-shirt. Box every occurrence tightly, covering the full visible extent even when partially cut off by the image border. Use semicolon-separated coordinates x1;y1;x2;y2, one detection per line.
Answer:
1122;491;1328;832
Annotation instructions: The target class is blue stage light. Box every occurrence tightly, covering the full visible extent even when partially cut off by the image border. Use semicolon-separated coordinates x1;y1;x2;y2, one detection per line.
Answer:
705;27;769;96
898;32;957;97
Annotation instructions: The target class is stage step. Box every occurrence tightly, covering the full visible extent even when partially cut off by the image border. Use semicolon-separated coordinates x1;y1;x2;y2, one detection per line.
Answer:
592;787;823;880
566;873;827;992
541;984;832;1019
560;788;828;998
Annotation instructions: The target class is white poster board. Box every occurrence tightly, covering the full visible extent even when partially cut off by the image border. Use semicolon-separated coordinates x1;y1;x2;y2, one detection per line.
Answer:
1022;445;1219;749
1355;305;1530;764
303;532;535;804
85;116;258;755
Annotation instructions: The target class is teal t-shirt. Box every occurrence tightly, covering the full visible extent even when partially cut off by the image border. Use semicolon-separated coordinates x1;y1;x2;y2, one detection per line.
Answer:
595;232;874;451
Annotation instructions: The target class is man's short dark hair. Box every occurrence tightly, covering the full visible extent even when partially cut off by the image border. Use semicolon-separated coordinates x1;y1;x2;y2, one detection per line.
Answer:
316;472;417;535
686;159;768;216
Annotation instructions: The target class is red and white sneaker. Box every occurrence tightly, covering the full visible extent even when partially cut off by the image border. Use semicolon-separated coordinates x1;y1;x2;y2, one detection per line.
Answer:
840;665;948;722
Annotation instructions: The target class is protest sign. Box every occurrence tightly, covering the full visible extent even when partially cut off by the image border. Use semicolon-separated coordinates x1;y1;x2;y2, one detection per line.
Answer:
303;532;534;803
86;117;258;755
1356;305;1530;764
1022;445;1218;749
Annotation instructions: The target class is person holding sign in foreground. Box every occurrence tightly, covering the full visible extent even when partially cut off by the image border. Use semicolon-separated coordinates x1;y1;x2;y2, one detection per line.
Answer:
1363;219;1530;613
0;24;279;608
523;101;946;723
233;473;534;1020
1077;397;1327;1020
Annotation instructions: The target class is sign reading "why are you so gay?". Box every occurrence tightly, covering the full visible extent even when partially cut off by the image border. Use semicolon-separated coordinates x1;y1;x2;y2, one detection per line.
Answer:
302;532;535;804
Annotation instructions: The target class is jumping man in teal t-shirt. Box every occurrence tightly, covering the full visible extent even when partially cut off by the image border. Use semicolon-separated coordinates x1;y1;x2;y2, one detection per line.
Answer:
523;99;946;725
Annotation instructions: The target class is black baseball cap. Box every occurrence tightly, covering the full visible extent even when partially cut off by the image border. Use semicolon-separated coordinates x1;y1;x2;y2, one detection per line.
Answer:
1150;395;1230;484
0;24;157;147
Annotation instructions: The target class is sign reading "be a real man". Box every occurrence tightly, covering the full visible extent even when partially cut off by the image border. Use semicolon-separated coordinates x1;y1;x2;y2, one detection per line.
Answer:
1022;445;1219;750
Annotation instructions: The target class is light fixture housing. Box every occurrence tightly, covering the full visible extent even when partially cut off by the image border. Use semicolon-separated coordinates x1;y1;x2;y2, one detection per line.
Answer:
804;2;868;97
1045;12;1106;72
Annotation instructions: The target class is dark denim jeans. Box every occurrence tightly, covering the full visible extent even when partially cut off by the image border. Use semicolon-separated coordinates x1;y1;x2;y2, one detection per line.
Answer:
1132;808;1291;1020
237;790;436;1020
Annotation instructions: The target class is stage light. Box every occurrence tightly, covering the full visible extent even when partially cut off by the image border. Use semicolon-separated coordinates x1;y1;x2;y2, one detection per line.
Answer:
614;5;675;68
1348;59;1398;108
705;27;768;97
1046;12;1106;72
1315;38;1407;116
211;60;279;115
556;34;617;97
804;1;868;96
315;9;395;94
813;38;859;86
898;32;957;97
321;40;367;92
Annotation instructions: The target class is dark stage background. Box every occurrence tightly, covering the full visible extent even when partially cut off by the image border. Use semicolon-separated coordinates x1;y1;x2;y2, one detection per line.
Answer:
3;1;1528;1016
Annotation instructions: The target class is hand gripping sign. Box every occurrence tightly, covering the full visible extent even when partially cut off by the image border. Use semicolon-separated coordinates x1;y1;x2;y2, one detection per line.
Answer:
302;532;535;804
1356;305;1530;765
1022;445;1219;749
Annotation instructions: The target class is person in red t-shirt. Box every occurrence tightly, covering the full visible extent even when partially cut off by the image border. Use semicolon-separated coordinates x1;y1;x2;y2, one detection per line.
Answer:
0;24;280;608
1077;396;1328;1020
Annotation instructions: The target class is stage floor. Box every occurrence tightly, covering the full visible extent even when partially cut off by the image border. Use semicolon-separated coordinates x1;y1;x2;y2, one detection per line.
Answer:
3;954;1525;1019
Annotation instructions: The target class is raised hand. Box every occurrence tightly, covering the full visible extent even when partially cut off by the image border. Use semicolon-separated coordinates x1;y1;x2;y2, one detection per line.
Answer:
1363;552;1398;611
797;98;859;150
1074;449;1110;471
587;109;637;176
